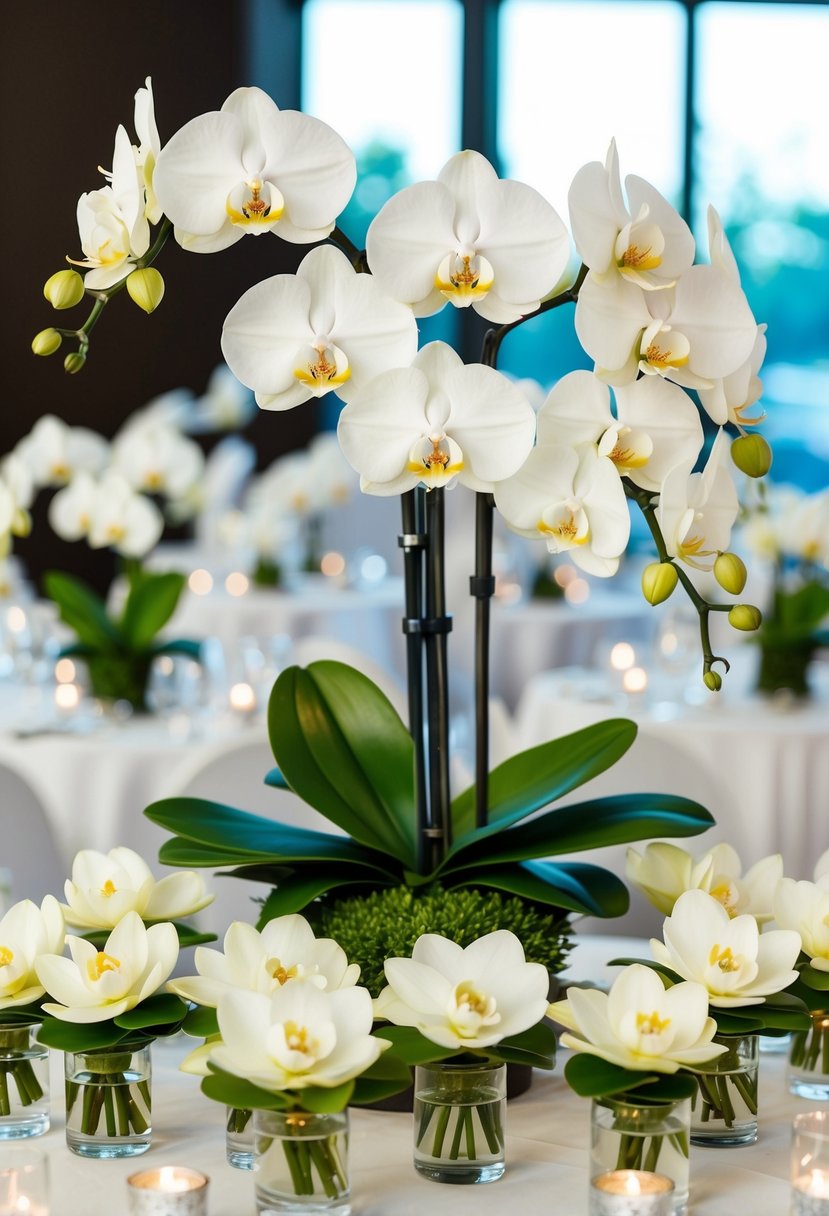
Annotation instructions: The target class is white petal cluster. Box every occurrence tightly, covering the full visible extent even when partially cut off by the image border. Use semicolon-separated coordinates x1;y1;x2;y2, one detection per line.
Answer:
111;415;205;502
374;930;549;1050
49;470;164;559
61;846;213;931
169;915;360;1009
742;484;829;568
36;912;178;1023
212;982;386;1091
14;416;109;489
774;879;829;972
0;897;65;1012
626;842;784;924
71;126;151;290
550;963;724;1073
651;889;800;1007
655;430;739;570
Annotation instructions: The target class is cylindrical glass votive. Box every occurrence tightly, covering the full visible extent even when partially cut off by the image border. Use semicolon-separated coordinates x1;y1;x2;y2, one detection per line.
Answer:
791;1110;829;1215
413;1060;506;1184
65;1043;152;1157
0;1024;50;1139
789;1012;829;1101
590;1096;690;1215
226;1104;254;1169
127;1166;209;1215
590;1170;674;1215
254;1108;350;1215
0;1148;49;1214
690;1033;759;1146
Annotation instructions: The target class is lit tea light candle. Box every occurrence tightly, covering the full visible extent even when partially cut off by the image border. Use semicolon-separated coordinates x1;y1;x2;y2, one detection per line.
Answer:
792;1171;829;1215
188;569;213;596
0;1152;49;1216
127;1167;209;1215
320;550;346;578
609;642;636;672
792;1109;829;1213
54;682;81;713
229;681;257;716
590;1169;674;1215
564;577;590;605
54;657;76;683
225;571;250;597
623;666;648;695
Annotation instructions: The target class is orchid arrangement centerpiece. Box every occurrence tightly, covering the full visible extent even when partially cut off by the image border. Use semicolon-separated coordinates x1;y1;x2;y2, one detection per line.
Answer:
25;76;776;956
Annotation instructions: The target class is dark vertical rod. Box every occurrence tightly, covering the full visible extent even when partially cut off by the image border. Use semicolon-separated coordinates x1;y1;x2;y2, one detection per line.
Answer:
400;489;429;873
682;0;697;227
424;488;452;866
473;492;495;829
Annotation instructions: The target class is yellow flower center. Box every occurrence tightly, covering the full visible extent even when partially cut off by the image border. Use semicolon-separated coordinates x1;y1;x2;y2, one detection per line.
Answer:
99;880;118;898
241;178;269;220
51;462;71;481
144;471;164;491
538;512;587;545
106;524;126;543
636;1010;671;1035
679;534;706;559
226;177;285;230
424;436;450;469
284;1021;310;1053
619;243;662;271
435;250;494;306
644;341;688;370
710;882;738;915
0;946;13;967
87;951;121;982
266;958;300;986
709;945;742;973
455;982;491;1016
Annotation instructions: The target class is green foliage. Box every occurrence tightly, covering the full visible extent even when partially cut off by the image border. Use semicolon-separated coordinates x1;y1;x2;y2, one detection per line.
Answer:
308;884;573;997
37;994;188;1054
564;1053;699;1104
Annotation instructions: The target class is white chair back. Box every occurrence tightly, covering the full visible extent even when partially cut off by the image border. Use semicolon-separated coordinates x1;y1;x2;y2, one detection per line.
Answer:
0;761;66;905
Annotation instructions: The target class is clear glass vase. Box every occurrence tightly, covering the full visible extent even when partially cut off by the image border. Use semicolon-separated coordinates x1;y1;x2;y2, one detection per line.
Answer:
789;1011;829;1101
690;1033;758;1146
0;1024;50;1139
590;1095;690;1216
413;1060;506;1184
65;1043;152;1158
254;1108;350;1214
226;1104;254;1169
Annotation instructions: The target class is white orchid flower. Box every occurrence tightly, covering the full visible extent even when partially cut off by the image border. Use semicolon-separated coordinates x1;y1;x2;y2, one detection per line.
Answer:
655;429;738;570
61;845;213;931
0;896;65;1012
153;86;356;252
212;982;386;1091
366;149;569;324
550;963;723;1073
650;889;801;1007
495;442;630;577
86;471;164;558
774;879;829;971
169;915;360;1009
625;842;715;916
134;76;162;224
535;370;703;494
190;364;256;432
69;125;150;289
15;415;109;488
0;458;33;541
700;844;784;925
307;432;356;510
337;341;536;497
374;930;549;1051
36;912;178;1023
111;420;205;500
697;207;767;427
250;451;313;517
48;471;97;542
568;140;695;292
786;489;829;565
221;244;418;412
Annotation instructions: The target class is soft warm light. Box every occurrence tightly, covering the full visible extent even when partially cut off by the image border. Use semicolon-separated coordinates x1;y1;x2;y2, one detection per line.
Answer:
127;1166;209;1214
225;572;249;597
55;657;76;683
129;1166;207;1193
554;563;577;588
55;683;80;711
320;551;346;577
360;553;387;583
6;606;27;633
609;642;636;671
591;1168;674;1206
659;629;679;657
564;577;590;604
495;578;522;604
623;667;649;694
188;569;213;596
157;655;175;677
229;682;256;713
795;1169;829;1198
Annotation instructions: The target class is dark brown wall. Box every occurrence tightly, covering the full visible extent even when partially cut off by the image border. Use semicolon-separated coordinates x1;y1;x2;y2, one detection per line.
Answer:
3;2;314;587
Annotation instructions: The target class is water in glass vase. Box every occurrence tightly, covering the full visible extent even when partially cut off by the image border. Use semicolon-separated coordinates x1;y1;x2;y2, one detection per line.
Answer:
65;1045;152;1158
226;1104;254;1169
413;1062;506;1184
254;1108;350;1215
0;1025;50;1139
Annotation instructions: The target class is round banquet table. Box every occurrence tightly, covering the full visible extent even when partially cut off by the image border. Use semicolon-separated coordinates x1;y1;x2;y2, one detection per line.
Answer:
27;1034;799;1215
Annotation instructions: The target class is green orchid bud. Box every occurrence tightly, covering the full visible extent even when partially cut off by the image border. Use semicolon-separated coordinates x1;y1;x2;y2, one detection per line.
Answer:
43;269;85;310
12;508;32;539
641;562;678;606
126;267;165;314
32;328;62;356
728;603;762;632
64;351;86;375
713;552;747;595
731;434;772;479
703;670;723;692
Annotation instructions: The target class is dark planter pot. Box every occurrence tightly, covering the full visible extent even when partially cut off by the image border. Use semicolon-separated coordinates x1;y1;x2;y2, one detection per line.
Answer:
756;641;815;699
86;653;153;712
365;1062;534;1113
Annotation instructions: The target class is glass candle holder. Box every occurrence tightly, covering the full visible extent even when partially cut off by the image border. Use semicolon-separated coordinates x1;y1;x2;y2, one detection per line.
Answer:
791;1110;829;1215
0;1024;50;1139
0;1148;49;1215
590;1169;674;1216
127;1166;209;1215
590;1096;690;1215
789;1012;829;1101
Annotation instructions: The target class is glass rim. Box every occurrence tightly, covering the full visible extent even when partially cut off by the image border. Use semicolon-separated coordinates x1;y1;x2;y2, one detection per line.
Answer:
793;1110;829;1142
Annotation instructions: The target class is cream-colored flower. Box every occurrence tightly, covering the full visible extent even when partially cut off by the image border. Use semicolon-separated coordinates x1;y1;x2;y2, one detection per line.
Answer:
36;912;178;1023
774;879;829;972
169;915;360;1008
0;897;65;1011
61;846;212;931
625;842;714;915
651;889;800;1007
701;843;783;925
550;963;724;1073
626;841;783;923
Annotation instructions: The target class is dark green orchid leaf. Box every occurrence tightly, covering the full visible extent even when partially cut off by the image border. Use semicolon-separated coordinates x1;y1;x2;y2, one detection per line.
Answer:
167;922;217;948
36;1018;137;1053
0;1003;48;1026
451;719;638;845
298;1081;355;1113
202;1067;291;1112
264;766;290;790
153;638;202;661
563;1054;657;1099
183;1005;219;1038
444;793;713;871
488;1042;556;1069
269;664;416;866
609;959;683;987
444;860;629;918
43;570;121;650
256;871;396;924
351;1053;412;1105
120;571;186;649
156;838;283;868
710;1010;766;1034
114;995;187;1030
489;1022;557;1069
371;1025;457;1065
797;966;829;992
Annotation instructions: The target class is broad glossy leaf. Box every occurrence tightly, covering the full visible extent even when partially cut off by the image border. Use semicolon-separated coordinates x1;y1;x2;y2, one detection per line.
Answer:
372;1026;457;1065
444;860;628;918
610;959;683;987
798;966;829;992
269;664;416;866
299;1081;355;1113
36;1018;137;1052
351;1054;412;1105
43;571;121;649
264;766;290;790
156;838;287;869
491;1022;557;1069
120;572;186;648
154;638;202;660
451;719;638;845
202;1068;290;1111
114;994;187;1030
256;872;395;924
443;793;714;870
183;1005;219;1038
710;1010;766;1034
563;1053;656;1099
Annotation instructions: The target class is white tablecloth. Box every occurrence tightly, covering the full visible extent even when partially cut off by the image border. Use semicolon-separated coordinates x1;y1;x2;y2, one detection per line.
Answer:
22;1036;801;1215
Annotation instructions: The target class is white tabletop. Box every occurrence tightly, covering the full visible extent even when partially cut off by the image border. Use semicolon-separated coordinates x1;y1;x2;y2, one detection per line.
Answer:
22;1035;801;1215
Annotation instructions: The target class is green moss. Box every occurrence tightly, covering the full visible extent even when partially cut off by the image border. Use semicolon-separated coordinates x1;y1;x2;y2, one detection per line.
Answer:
308;885;573;997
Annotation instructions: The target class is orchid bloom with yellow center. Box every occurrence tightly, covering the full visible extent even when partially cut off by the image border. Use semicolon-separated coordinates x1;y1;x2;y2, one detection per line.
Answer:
650;889;800;1007
61;845;213;931
70;125;150;290
655;429;739;571
0;896;65;1012
626;841;783;924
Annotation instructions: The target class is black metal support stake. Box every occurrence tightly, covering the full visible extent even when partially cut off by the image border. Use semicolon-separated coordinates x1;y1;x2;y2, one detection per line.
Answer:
424;488;452;868
399;489;429;874
471;492;496;829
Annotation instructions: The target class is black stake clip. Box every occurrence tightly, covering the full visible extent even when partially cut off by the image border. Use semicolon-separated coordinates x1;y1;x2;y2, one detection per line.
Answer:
402;615;453;635
469;575;496;599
